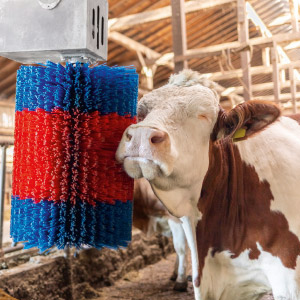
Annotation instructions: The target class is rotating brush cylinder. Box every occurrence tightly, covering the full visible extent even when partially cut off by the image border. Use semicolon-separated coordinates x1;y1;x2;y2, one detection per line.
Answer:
10;62;138;251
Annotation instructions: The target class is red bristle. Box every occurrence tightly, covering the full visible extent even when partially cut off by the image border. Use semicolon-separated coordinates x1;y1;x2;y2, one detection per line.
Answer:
13;110;136;204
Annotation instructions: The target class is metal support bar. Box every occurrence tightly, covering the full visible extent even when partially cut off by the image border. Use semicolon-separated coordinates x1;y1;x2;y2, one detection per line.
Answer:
0;145;7;249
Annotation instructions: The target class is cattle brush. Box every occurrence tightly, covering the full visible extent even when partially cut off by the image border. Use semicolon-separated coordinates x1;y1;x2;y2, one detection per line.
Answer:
10;62;138;251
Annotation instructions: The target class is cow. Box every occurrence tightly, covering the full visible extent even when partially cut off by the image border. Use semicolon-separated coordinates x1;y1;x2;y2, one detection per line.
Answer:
133;178;189;291
116;69;300;300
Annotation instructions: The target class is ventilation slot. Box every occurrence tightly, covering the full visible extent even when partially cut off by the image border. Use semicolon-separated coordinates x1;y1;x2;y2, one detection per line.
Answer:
101;16;104;46
92;8;95;39
97;6;100;49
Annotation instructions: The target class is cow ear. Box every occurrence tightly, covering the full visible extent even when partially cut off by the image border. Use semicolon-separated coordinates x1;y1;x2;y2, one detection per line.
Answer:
216;100;281;142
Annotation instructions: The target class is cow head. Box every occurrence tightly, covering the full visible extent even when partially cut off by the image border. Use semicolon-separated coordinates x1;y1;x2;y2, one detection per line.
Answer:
116;70;280;218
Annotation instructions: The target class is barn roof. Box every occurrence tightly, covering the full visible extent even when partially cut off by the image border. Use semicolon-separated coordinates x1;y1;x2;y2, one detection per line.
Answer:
0;0;299;123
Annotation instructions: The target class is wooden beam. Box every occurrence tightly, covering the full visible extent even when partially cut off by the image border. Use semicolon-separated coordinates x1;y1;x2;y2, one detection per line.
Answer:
223;80;300;95
289;0;299;32
209;31;300;58
0;101;14;108
109;20;245;103
284;40;300;50
108;31;160;60
171;0;188;72
271;43;280;102
268;14;293;27
0;62;20;82
0;135;14;145
289;66;297;113
0;73;16;93
154;31;300;64
214;61;300;80
108;31;174;69
257;93;300;102
238;0;252;101
0;128;14;136
108;0;235;31
280;101;300;115
2;84;16;98
203;65;272;81
0;94;15;102
246;2;300;80
0;57;8;65
246;2;270;37
119;59;300;82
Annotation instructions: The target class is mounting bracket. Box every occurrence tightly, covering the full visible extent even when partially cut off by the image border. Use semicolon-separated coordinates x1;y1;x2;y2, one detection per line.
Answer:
38;0;62;9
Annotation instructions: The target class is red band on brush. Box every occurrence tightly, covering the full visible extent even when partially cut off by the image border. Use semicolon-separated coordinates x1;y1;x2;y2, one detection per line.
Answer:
13;109;135;205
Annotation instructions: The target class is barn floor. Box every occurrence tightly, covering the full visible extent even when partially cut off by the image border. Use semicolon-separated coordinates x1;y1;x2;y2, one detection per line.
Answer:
94;253;275;300
93;253;194;300
1;233;274;300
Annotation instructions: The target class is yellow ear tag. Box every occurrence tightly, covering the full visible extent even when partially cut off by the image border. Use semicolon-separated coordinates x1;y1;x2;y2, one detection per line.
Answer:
233;128;246;141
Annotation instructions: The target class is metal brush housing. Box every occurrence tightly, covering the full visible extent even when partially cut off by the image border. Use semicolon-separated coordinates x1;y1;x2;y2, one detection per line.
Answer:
0;0;108;63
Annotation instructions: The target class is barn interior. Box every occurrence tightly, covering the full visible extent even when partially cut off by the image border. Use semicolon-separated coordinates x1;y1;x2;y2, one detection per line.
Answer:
0;0;299;299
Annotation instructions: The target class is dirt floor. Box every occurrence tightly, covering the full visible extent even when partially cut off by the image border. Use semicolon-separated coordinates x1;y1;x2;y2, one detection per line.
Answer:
94;253;194;300
93;253;274;300
1;233;177;300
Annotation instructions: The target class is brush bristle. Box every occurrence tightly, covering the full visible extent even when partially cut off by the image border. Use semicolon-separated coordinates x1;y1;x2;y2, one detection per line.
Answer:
11;62;138;251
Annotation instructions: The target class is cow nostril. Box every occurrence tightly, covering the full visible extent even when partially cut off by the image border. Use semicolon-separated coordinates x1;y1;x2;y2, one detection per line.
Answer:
126;132;132;141
151;132;166;144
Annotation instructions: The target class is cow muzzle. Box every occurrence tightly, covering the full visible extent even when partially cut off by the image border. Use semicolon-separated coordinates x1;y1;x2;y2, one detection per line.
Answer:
116;126;175;180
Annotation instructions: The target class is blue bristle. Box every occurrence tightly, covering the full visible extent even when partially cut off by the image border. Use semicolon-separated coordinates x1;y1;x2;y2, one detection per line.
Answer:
36;67;46;110
78;202;87;246
49;202;60;247
15;62;139;117
15;70;23;112
85;202;97;246
10;197;133;251
38;201;52;251
24;203;40;249
54;64;66;108
57;200;68;249
82;65;93;112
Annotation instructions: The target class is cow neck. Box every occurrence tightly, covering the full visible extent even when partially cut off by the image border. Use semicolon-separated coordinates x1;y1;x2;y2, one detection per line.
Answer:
196;137;300;280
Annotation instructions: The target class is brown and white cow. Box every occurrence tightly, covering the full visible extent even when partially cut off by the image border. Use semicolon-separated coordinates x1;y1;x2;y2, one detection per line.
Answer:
116;70;300;300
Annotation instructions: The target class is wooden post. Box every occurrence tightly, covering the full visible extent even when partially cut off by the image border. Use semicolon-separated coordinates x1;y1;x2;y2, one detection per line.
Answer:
272;43;280;102
237;0;252;101
289;66;297;113
171;0;188;72
281;69;286;83
141;66;155;91
137;51;156;91
289;0;299;33
262;47;270;66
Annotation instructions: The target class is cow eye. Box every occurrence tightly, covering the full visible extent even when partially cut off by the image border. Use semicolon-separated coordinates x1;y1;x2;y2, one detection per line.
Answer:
137;116;145;122
198;115;208;121
137;105;148;122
